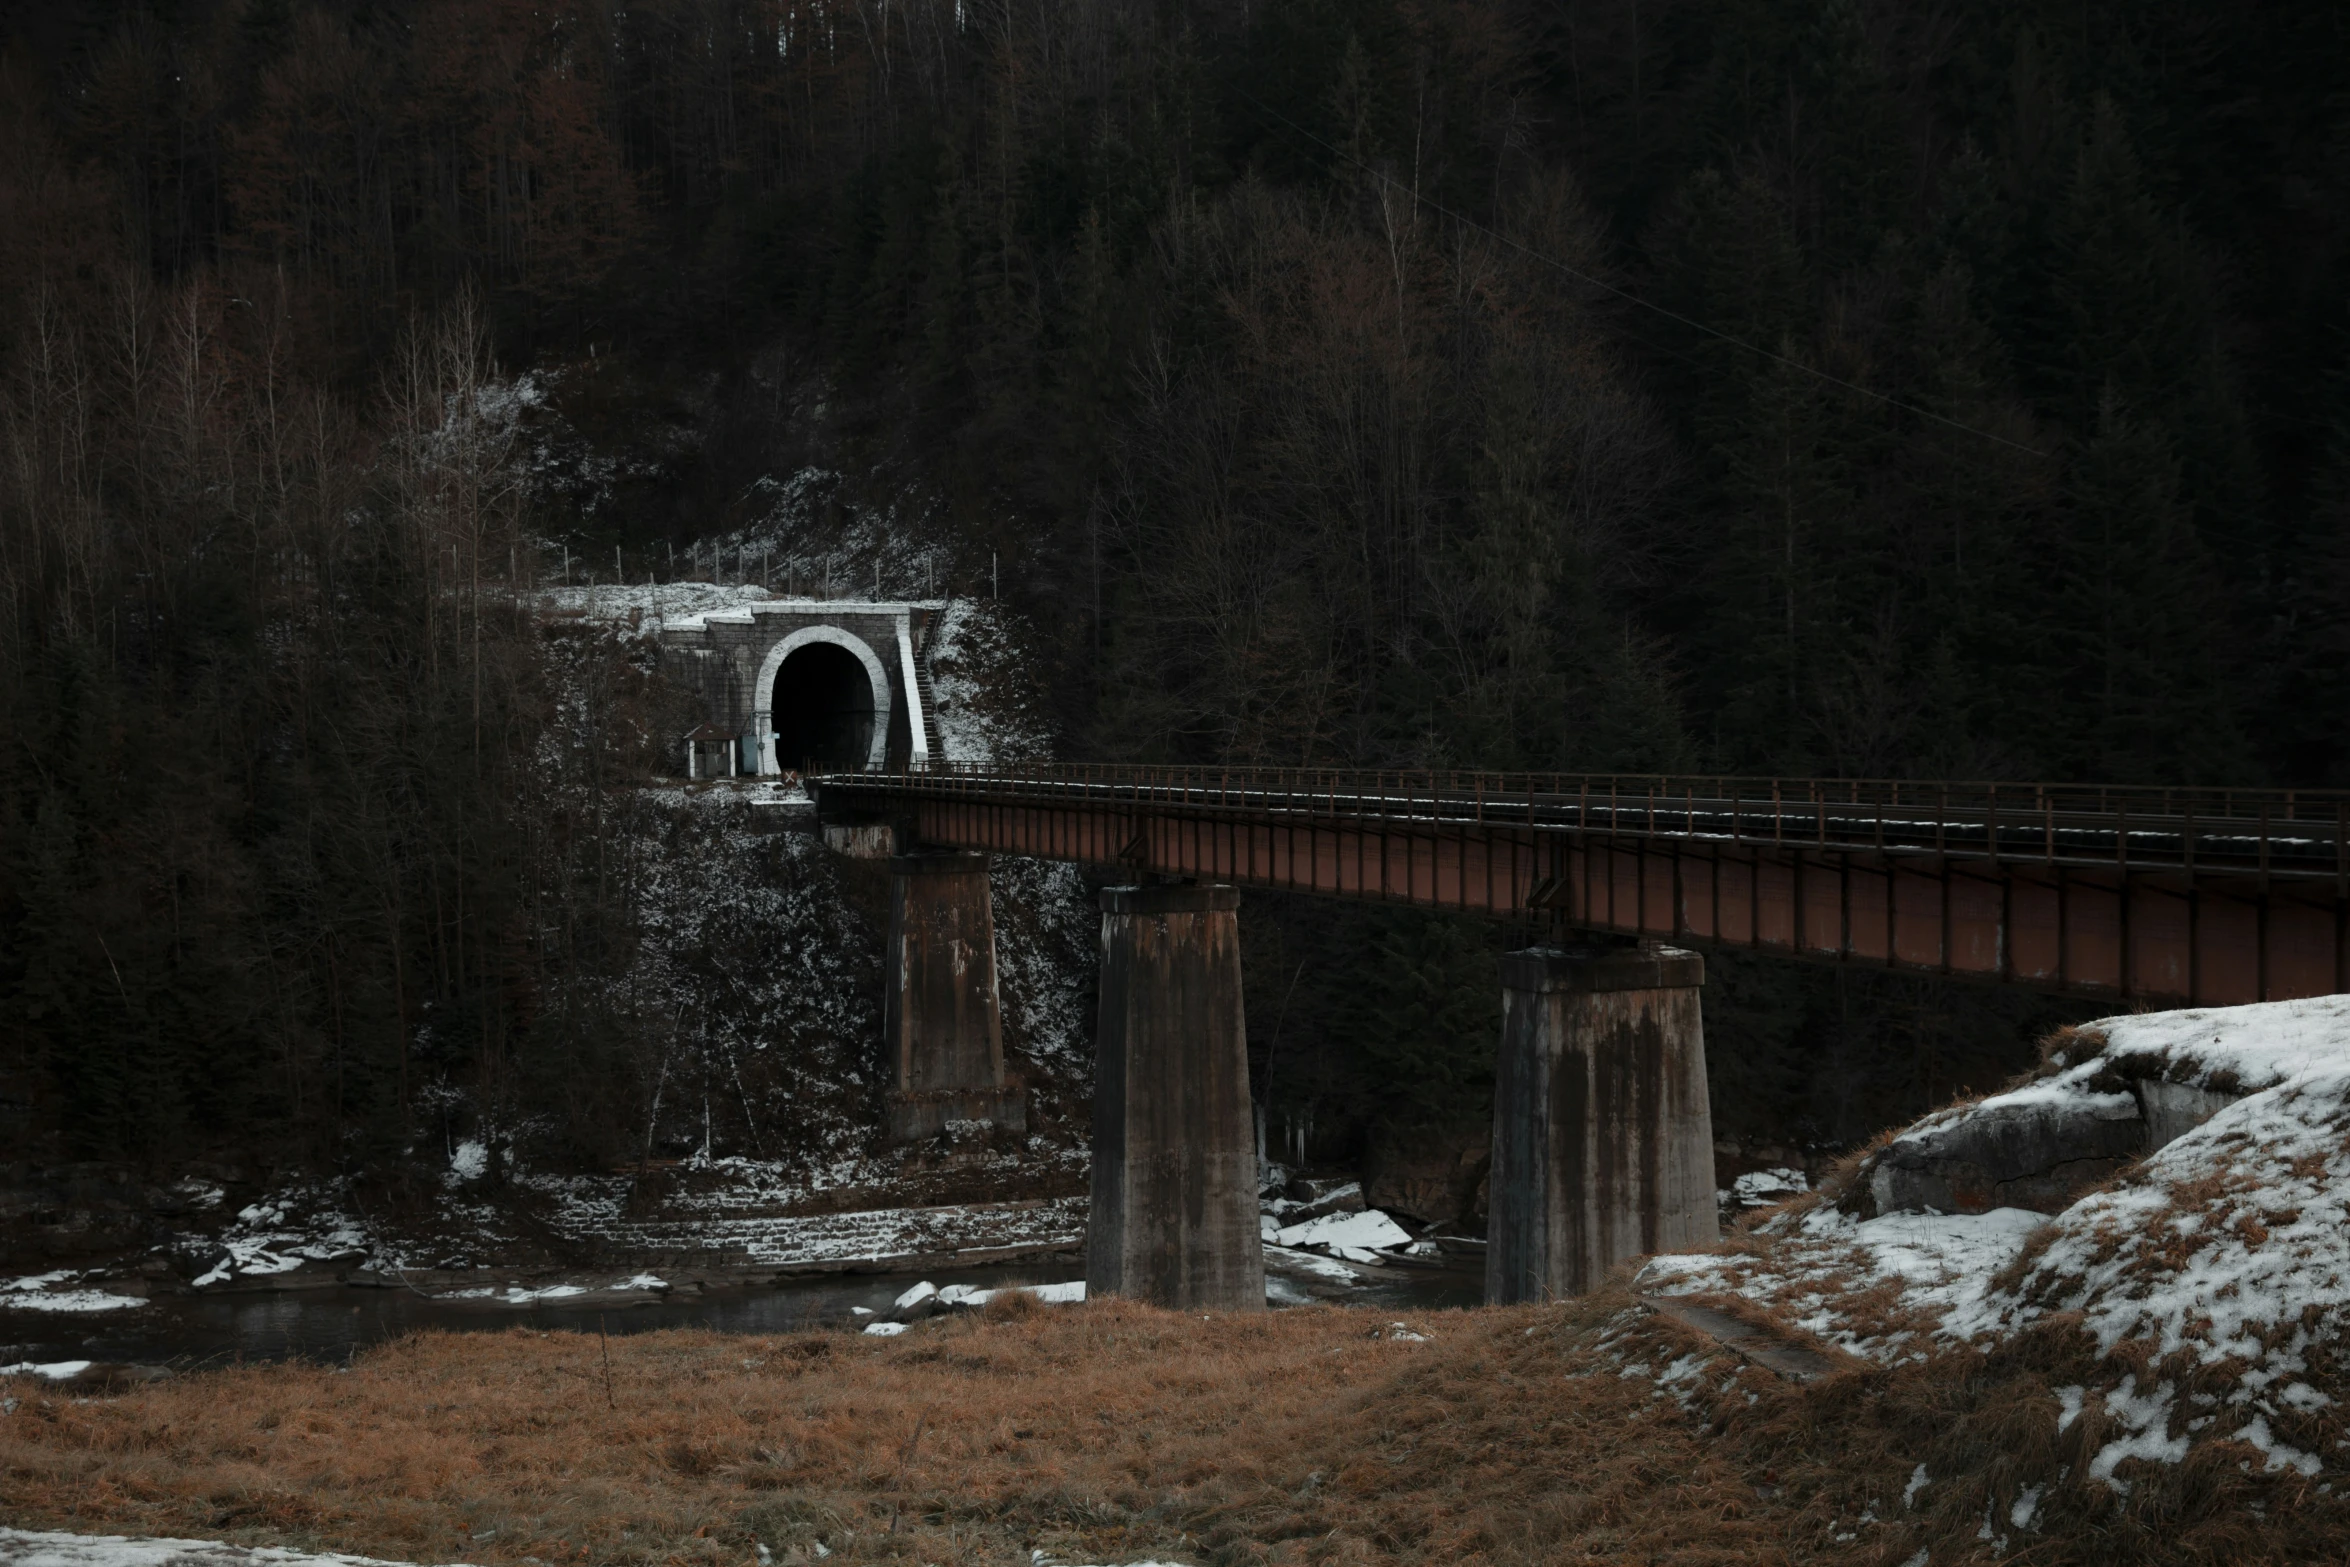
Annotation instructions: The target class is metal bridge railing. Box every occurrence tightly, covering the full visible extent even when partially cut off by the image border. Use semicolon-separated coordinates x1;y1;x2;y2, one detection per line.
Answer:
813;762;2350;885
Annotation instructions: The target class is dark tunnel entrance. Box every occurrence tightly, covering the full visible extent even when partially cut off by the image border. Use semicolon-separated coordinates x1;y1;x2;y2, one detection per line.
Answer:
771;641;877;773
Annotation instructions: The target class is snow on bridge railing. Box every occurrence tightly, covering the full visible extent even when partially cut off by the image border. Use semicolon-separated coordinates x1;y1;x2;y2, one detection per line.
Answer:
814;763;2350;884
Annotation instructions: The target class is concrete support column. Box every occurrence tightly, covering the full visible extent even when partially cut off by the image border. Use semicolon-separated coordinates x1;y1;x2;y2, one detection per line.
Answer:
1487;945;1716;1303
1087;884;1265;1311
884;851;1025;1140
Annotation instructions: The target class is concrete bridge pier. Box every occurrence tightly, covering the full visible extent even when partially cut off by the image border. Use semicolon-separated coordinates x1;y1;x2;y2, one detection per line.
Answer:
1487;945;1717;1303
1087;884;1266;1311
884;851;1025;1140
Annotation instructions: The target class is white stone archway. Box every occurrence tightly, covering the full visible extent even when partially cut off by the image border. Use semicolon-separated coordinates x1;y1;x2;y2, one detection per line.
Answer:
752;624;893;774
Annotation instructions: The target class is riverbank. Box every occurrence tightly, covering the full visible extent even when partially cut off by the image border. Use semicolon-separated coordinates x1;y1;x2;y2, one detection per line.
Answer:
0;1243;1482;1381
7;1287;2336;1566
3;1156;1488;1379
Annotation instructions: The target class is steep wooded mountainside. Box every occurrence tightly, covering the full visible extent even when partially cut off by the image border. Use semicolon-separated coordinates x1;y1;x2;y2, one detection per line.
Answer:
2;0;2344;1191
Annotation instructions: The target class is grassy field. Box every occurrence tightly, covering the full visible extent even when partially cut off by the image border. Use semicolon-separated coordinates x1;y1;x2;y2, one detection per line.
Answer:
0;1290;2334;1566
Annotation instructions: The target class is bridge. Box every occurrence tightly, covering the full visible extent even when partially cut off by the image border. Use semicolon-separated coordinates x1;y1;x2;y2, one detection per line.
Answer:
798;763;2347;1316
818;764;2350;1005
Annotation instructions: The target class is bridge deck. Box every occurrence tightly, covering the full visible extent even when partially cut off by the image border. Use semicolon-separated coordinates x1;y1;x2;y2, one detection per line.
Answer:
811;765;2350;1005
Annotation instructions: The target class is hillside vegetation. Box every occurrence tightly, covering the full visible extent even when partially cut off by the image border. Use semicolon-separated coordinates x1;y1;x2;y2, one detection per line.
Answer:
4;0;2346;1183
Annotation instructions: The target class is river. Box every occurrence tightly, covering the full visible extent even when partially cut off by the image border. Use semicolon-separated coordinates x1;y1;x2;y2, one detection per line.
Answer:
3;1262;1484;1373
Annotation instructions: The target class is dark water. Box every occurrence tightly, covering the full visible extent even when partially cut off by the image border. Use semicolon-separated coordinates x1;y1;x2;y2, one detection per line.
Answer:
3;1263;1481;1372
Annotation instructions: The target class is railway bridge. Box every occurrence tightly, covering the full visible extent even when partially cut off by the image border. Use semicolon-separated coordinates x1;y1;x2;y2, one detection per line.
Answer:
810;764;2350;1312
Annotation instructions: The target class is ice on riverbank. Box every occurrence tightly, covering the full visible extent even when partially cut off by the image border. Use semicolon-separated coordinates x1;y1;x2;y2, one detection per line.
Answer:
863;1278;1088;1331
2;1275;146;1314
574;1188;1090;1268
1267;1208;1413;1261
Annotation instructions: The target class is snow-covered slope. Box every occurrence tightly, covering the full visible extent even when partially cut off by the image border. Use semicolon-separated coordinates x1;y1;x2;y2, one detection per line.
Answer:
1640;995;2350;1488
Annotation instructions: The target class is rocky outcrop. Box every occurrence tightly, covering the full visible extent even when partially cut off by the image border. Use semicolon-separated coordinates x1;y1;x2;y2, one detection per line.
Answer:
1862;1088;2147;1216
2133;1079;2244;1150
1837;999;2350;1218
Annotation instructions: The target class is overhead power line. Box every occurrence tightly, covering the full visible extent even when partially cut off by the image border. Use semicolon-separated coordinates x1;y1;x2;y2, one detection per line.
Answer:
1231;87;2051;460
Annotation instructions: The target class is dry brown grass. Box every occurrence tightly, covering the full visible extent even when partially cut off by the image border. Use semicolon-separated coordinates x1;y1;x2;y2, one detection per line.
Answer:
2;1296;2341;1566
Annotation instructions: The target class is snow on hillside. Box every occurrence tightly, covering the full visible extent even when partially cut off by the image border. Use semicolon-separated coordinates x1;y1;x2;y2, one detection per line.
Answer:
1640;995;2350;1488
1879;993;2350;1163
538;579;780;636
926;599;1054;765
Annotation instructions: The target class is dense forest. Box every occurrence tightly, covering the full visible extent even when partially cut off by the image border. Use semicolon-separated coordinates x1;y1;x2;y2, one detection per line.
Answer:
3;0;2346;1186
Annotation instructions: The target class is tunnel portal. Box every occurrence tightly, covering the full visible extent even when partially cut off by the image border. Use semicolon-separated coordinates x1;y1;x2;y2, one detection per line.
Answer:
772;641;876;772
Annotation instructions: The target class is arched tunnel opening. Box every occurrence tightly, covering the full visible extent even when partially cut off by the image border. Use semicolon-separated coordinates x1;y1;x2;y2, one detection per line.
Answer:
771;641;877;773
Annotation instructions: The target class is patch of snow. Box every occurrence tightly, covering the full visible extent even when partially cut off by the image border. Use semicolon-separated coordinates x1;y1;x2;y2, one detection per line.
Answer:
1273;1208;1413;1261
1903;1464;1929;1509
1729;1168;1808;1208
0;1275;146;1314
0;1530;481;1567
540;580;778;637
437;1284;589;1305
1651;1351;1713;1411
2085;1375;2189;1492
3;1292;147;1314
0;1362;93;1380
894;1281;938;1311
2232;1415;2322;1477
1636;1206;2047;1363
944;1280;1086;1308
4;1273;73;1293
2278;1381;2333;1411
861;1321;909;1337
2093;995;2350;1091
447;1140;489;1185
1856;1207;2047;1298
